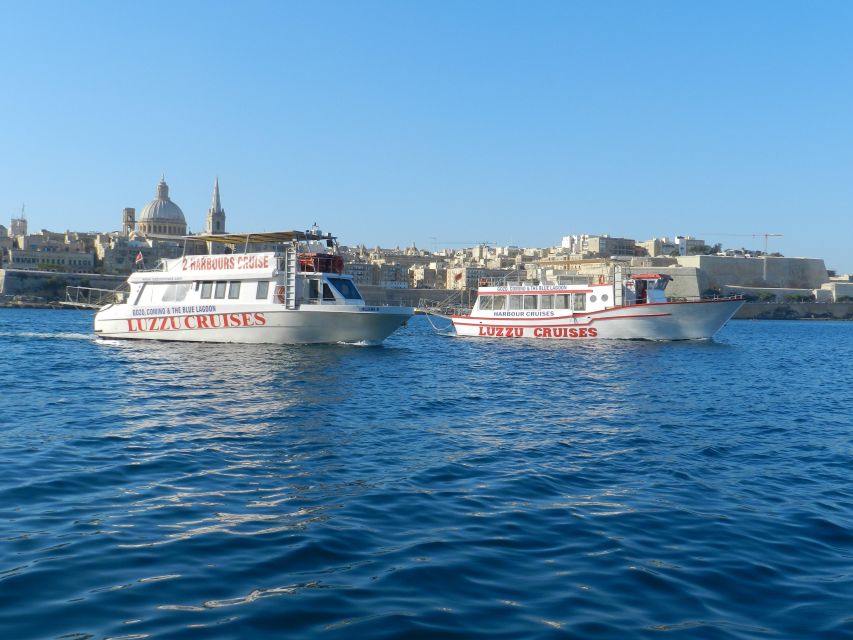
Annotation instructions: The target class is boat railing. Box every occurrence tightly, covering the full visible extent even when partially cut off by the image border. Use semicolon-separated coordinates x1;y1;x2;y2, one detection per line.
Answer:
476;275;526;287
298;253;345;274
134;258;170;272
62;285;129;309
416;291;469;317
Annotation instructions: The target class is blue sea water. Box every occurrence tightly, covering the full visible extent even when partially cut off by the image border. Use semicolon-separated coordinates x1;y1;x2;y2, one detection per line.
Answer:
0;308;851;640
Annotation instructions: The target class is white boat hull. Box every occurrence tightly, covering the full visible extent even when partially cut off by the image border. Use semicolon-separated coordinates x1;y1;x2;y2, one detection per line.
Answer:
452;298;744;341
94;304;412;345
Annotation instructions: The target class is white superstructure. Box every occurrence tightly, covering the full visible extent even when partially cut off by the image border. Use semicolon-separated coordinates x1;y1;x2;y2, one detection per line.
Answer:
94;230;412;344
451;270;744;341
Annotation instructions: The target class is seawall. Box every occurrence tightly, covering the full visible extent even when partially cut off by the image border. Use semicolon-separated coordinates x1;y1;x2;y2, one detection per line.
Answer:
734;302;853;320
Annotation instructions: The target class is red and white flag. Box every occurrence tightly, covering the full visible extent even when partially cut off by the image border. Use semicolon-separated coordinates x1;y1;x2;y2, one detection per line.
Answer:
135;252;144;265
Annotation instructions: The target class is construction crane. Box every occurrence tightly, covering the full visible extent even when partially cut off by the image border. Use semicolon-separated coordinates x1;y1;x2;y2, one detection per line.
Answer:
701;233;783;255
435;240;497;246
428;238;497;250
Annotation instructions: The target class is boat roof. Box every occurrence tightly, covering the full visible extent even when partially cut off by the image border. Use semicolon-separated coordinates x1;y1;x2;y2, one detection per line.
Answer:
630;273;671;280
187;230;336;245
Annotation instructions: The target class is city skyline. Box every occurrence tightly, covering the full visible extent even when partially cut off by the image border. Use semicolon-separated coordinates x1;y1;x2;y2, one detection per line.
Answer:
2;1;852;271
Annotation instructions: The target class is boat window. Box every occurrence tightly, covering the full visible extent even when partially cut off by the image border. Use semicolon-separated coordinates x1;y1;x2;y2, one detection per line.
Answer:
573;293;586;311
162;283;192;302
256;281;270;299
508;295;523;310
214;281;227;299
228;282;241;299
540;295;554;309
554;294;570;309
492;295;507;310
478;295;493;311
589;294;597;303
323;283;336;301
201;282;213;299
601;293;609;302
328;277;363;300
308;279;320;301
523;295;538;310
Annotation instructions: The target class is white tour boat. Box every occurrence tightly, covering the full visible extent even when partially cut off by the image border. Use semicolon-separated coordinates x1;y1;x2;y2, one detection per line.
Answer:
451;269;744;341
93;231;412;344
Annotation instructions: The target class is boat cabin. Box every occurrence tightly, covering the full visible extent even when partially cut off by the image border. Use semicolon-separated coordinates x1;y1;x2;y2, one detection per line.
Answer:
470;273;673;317
624;274;671;305
125;230;366;311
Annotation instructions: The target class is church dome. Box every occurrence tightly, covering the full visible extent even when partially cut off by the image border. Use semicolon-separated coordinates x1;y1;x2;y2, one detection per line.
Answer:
139;178;186;223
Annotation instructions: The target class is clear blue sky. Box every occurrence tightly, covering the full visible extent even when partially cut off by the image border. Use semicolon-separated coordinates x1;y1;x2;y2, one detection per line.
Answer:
1;1;851;271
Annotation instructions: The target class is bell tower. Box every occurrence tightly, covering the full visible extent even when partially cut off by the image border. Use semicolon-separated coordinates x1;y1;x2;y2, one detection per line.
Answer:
122;207;135;237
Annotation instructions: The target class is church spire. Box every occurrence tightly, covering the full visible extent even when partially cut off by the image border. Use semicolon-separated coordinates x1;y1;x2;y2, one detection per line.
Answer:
211;176;222;213
206;177;226;238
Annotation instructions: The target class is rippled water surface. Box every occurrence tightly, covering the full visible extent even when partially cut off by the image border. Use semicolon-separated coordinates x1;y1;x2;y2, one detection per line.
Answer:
1;309;851;639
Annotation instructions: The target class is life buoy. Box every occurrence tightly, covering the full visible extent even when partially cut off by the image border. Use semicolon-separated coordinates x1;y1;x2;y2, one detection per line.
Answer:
274;285;286;304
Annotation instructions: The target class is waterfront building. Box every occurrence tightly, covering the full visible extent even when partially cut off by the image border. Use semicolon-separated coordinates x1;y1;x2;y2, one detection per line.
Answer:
344;261;379;286
6;247;95;271
378;263;409;288
561;234;637;258
10;213;27;238
640;236;709;257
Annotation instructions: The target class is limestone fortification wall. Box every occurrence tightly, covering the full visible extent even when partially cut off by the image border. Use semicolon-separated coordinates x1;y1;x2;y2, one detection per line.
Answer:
676;255;828;289
0;269;126;299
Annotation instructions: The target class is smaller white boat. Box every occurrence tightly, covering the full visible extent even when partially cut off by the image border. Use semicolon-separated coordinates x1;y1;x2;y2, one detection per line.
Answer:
93;230;412;344
451;269;744;341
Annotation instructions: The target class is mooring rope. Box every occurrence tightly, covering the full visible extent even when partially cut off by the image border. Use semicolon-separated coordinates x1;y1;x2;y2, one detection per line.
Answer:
422;309;456;334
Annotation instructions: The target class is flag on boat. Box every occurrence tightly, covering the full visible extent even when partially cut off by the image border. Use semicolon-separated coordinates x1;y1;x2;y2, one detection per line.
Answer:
135;252;144;264
454;272;462;281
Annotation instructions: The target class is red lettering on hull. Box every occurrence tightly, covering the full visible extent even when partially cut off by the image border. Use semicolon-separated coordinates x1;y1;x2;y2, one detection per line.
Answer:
532;326;598;339
477;326;524;337
120;313;268;334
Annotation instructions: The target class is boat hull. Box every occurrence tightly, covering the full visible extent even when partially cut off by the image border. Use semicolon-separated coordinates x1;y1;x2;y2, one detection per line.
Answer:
94;304;412;345
452;298;744;341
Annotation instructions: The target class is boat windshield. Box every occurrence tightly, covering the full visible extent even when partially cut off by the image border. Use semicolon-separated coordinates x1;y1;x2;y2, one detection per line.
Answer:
328;277;363;300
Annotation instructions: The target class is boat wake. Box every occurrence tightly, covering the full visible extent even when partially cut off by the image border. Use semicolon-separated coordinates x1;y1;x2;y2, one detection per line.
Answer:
0;330;96;342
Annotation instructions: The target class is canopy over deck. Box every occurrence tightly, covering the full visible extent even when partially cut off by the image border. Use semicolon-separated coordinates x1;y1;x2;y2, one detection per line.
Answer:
187;231;336;245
